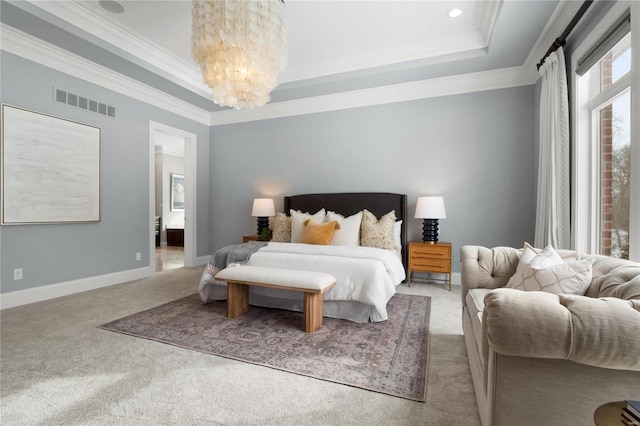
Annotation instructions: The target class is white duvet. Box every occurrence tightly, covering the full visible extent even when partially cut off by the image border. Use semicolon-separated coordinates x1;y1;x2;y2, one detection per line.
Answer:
198;242;406;322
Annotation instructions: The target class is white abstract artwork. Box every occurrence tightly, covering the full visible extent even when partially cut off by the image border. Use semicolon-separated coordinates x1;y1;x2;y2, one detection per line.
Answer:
1;105;100;224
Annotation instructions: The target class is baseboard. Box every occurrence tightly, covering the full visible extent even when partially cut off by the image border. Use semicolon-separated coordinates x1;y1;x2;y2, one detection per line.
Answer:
452;272;461;285
0;266;152;310
196;255;210;266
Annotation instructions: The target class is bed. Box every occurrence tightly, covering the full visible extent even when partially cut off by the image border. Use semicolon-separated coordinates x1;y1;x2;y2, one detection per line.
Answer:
198;192;408;323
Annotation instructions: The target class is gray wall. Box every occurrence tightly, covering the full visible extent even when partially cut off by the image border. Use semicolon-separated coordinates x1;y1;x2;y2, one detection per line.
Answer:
210;86;537;273
0;52;211;292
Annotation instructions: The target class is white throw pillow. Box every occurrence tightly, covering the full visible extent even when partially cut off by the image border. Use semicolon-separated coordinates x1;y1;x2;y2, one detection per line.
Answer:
506;243;562;288
394;220;403;250
511;259;593;295
290;209;325;243
326;211;362;246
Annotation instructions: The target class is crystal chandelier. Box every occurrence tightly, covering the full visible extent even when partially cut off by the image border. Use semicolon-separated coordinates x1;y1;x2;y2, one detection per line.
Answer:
191;0;288;110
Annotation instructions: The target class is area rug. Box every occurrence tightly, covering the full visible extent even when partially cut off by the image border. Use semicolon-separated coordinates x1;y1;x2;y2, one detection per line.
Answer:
99;293;431;401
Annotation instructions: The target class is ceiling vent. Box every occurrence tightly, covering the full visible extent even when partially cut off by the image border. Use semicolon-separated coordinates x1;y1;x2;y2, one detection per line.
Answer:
54;88;115;118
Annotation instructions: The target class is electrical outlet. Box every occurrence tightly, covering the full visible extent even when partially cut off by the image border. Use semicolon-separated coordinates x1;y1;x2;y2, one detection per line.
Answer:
14;268;23;280
136;252;142;261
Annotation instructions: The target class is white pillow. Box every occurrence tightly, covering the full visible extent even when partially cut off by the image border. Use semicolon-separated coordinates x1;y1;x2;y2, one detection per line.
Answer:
290;209;325;243
506;243;562;288
507;243;592;295
326;211;363;246
510;259;593;295
394;220;403;250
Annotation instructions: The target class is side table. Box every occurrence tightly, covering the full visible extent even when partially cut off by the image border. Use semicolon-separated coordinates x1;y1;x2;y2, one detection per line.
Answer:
408;241;452;290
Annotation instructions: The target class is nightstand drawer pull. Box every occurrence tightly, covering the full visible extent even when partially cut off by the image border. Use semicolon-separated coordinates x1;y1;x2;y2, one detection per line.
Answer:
415;263;445;268
414;251;445;255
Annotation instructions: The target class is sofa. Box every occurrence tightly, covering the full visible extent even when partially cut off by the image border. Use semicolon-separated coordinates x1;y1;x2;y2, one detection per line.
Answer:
460;245;640;426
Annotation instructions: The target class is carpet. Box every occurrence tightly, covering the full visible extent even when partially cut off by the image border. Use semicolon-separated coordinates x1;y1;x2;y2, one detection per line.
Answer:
99;293;431;401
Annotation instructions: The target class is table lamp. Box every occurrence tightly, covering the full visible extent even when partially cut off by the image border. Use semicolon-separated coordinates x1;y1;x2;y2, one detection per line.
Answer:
251;198;275;235
414;196;446;244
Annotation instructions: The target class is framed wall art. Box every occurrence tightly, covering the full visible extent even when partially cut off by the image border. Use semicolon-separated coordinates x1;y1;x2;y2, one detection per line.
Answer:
170;173;185;211
1;104;101;224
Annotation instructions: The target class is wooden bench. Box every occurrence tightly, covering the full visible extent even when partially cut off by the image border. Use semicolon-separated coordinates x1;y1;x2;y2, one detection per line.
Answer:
214;265;336;333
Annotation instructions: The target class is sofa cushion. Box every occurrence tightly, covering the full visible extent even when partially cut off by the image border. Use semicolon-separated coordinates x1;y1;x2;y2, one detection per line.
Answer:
483;288;640;370
584;255;640;300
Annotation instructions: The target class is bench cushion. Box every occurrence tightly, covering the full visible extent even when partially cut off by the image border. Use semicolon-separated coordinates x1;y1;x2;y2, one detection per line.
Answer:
215;265;336;292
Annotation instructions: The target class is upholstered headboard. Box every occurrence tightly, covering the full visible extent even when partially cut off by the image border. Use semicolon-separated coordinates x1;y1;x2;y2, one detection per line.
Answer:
284;192;408;273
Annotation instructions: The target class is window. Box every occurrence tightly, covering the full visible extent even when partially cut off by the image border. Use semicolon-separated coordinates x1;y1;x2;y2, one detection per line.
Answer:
589;34;631;258
573;7;636;260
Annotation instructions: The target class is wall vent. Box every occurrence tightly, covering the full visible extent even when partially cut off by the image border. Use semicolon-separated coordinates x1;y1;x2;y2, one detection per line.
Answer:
54;88;116;119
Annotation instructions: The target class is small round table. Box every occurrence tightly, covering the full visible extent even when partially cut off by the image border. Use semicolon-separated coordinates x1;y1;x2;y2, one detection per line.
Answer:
594;401;627;426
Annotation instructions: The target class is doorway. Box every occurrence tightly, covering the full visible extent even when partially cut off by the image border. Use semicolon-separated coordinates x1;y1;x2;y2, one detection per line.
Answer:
149;122;197;273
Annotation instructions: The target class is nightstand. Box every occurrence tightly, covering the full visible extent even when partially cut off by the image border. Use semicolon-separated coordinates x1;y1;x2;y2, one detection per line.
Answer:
242;235;259;243
408;242;452;290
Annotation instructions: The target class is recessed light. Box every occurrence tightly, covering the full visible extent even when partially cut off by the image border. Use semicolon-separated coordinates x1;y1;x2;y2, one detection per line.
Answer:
99;0;125;14
449;8;463;18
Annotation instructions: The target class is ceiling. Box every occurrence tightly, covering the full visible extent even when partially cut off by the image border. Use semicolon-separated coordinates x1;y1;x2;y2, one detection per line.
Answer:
1;0;568;119
80;0;497;85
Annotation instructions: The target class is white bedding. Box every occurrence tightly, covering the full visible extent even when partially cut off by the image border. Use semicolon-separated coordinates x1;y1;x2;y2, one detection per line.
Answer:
198;242;406;322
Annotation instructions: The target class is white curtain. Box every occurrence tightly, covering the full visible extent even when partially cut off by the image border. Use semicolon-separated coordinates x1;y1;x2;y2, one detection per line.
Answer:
535;47;570;249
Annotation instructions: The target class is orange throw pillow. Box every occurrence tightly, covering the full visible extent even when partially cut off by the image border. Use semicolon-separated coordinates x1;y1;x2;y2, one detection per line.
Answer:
302;219;341;245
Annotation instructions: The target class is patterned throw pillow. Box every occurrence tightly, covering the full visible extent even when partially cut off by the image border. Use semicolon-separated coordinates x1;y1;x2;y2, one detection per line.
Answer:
271;212;291;242
511;259;593;295
507;243;562;288
507;243;593;295
360;209;397;249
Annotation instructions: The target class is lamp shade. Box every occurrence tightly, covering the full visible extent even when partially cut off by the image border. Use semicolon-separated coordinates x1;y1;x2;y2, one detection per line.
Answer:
251;198;276;217
414;196;446;219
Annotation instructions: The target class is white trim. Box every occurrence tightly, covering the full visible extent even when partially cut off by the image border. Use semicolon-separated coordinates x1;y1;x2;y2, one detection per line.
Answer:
0;24;210;126
475;0;502;44
149;121;198;270
0;267;151;310
210;65;534;126
28;0;499;90
629;0;640;261
27;0;212;98
570;1;638;260
522;1;585;82
587;73;632;111
1;23;535;127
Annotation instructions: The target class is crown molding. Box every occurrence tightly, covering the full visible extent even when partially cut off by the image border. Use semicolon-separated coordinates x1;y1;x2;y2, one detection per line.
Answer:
27;0;500;91
522;0;585;82
25;0;212;99
210;65;535;126
475;0;502;43
1;24;211;126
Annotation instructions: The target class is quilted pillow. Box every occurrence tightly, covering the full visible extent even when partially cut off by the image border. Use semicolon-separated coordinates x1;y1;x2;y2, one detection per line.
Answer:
290;209;325;243
271;212;291;242
360;209;397;249
326;211;362;246
302;219;340;245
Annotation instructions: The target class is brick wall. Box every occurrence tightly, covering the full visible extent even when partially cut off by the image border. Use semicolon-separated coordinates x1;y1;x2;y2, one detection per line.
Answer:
600;52;613;256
